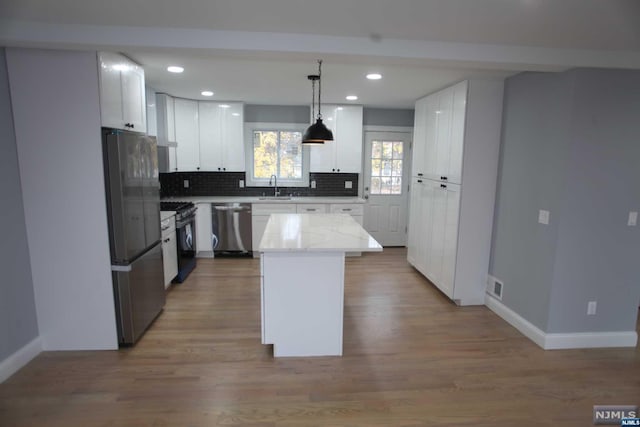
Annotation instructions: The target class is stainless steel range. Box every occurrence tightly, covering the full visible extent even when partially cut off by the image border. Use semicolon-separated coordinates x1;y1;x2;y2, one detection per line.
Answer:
160;201;197;283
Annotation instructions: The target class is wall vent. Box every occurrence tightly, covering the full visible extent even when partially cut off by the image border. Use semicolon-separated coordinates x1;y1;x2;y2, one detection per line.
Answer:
487;275;504;301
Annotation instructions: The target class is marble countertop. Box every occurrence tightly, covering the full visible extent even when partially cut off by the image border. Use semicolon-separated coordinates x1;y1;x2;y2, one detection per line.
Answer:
161;196;365;204
259;213;382;253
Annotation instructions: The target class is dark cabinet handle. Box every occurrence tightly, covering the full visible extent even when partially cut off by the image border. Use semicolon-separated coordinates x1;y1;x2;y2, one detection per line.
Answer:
441;176;448;180
223;168;226;171
218;167;221;171
440;184;447;188
417;173;423;176
197;167;200;170
417;180;423;183
332;168;335;172
337;169;340;172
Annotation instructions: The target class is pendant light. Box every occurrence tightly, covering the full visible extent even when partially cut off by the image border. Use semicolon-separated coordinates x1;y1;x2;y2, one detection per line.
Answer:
303;60;334;144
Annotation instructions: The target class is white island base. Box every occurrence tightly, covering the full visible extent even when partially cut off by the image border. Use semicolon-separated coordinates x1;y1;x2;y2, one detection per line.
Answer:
259;214;382;357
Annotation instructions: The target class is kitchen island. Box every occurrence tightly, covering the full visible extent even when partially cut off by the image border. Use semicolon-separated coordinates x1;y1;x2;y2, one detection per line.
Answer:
258;213;382;357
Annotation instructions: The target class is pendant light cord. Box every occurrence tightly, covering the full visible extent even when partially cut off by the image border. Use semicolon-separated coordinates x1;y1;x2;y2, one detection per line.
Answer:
311;77;316;121
317;59;323;120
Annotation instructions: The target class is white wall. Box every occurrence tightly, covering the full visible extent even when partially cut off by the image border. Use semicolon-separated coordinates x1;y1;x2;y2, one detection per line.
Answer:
6;48;118;350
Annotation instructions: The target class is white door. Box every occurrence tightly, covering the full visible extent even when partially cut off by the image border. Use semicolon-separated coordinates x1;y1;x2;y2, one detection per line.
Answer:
363;131;411;246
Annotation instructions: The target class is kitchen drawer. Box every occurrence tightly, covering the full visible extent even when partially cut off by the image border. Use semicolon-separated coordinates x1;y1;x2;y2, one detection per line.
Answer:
296;204;327;214
252;203;296;215
161;215;175;238
329;204;363;215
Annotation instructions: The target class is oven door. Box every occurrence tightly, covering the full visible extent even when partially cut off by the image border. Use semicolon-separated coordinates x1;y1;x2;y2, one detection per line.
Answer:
174;213;197;283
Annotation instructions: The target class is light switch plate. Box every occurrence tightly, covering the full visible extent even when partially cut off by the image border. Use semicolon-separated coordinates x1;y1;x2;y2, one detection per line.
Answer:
311;180;316;189
628;211;637;226
183;180;189;188
239;180;245;188
538;209;550;225
587;301;597;315
345;181;353;189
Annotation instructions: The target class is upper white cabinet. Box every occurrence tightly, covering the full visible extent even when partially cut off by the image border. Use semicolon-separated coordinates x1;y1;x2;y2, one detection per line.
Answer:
407;79;504;305
310;105;363;173
98;52;146;132
413;81;467;184
145;87;157;137
198;102;245;171
174;98;200;171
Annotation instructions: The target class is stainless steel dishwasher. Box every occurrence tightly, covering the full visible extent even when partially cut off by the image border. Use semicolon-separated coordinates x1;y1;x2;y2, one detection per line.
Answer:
211;203;252;256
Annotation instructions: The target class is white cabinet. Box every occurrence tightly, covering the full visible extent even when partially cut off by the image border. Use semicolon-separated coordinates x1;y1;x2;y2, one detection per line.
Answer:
161;215;178;288
198;102;245;171
145;87;157;137
98;52;146;132
174;98;200;171
195;203;213;257
310;105;363;173
414;80;467;184
407;79;504;305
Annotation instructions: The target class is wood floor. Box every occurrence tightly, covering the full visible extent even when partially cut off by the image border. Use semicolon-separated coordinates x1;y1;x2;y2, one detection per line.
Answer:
1;248;638;426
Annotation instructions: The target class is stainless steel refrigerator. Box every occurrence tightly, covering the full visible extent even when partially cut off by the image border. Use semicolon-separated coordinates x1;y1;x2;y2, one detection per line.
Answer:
102;128;165;345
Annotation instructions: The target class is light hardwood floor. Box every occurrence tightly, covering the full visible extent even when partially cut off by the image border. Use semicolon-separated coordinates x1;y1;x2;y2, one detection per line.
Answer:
1;248;638;426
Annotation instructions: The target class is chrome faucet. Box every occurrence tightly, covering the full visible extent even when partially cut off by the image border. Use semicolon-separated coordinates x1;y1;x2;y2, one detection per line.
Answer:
269;174;279;197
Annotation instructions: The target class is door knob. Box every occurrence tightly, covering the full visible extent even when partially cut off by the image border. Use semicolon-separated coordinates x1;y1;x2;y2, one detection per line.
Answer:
364;195;369;200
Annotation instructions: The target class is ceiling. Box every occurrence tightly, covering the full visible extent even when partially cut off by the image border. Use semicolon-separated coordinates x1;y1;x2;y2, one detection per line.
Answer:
1;0;639;108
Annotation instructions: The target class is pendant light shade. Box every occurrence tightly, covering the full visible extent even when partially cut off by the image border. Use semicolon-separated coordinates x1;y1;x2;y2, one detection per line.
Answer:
302;118;333;143
303;60;333;145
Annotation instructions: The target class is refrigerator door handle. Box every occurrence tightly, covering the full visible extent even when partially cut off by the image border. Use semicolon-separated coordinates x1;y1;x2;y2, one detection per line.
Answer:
111;264;132;272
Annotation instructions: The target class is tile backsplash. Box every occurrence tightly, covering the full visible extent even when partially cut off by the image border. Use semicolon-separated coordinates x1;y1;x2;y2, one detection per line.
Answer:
160;172;359;198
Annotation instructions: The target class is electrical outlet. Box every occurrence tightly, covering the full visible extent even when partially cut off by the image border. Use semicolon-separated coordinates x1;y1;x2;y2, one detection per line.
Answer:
628;211;637;226
538;209;550;225
183;180;189;188
311;180;316;189
587;301;597;315
345;181;353;189
239;180;245;188
486;275;503;300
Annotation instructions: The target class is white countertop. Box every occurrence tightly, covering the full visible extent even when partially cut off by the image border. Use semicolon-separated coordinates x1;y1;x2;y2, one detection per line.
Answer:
161;196;365;204
259;213;382;253
160;211;176;220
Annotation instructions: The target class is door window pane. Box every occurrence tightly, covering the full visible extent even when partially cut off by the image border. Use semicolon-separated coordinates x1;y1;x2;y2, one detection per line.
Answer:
370;140;403;195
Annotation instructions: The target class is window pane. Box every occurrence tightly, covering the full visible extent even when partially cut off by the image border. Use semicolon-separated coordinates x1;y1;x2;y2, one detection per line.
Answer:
372;141;382;159
371;159;381;176
253;131;278;179
381;160;392;176
392;160;403;176
278;131;302;179
371;177;381;194
392;142;403;159
380;177;392;194
382;142;393;159
391;176;402;194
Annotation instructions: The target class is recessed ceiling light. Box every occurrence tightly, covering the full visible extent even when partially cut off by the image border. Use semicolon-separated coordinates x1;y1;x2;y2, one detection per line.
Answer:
346;95;358;101
167;66;184;73
219;104;230;108
201;91;214;96
366;73;382;80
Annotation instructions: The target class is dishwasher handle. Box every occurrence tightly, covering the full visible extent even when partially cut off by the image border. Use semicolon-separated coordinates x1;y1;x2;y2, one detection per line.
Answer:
213;205;251;212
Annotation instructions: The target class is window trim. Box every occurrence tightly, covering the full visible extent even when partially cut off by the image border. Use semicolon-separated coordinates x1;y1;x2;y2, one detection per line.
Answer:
244;122;310;188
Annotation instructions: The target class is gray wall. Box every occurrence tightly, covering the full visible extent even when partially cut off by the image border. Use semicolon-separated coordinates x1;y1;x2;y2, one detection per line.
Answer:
490;69;640;334
0;48;39;362
245;105;415;127
363;108;414;127
245;104;310;123
547;69;640;333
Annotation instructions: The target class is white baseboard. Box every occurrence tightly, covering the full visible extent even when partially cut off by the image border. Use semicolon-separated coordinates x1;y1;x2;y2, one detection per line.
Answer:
484;295;638;350
0;337;42;383
485;293;546;348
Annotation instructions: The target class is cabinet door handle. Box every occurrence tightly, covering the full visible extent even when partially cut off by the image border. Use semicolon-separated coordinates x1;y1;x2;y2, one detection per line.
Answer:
417;173;423;177
197;167;200;170
441;176;448;181
307;209;316;211
440;184;447;189
342;208;352;212
218;167;221;171
337;169;340;172
223;168;226;171
417;180;423;183
332;168;336;172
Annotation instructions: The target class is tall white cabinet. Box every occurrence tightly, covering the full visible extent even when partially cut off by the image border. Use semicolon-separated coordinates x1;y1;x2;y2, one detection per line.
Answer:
310;104;363;173
407;79;504;305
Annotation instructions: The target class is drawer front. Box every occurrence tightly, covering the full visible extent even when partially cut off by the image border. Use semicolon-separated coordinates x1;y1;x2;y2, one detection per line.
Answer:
161;216;175;238
329;204;364;215
252;203;296;215
296;204;327;214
